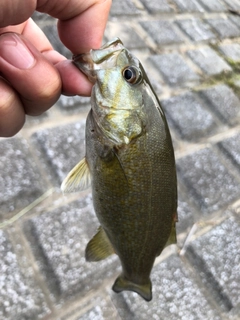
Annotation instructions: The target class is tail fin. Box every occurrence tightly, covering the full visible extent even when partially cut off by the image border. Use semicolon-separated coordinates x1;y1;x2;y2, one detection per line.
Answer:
112;275;152;302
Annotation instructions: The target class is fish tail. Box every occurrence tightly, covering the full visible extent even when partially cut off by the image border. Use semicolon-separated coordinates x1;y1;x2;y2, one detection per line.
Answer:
112;275;152;301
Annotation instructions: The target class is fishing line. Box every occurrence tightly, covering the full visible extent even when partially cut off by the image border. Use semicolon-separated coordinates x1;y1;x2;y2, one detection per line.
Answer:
0;188;55;229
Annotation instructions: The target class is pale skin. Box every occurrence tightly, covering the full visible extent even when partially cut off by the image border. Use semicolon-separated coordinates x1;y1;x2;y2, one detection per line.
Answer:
0;0;112;137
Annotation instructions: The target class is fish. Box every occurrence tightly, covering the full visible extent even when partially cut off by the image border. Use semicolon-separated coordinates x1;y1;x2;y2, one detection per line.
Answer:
61;38;177;302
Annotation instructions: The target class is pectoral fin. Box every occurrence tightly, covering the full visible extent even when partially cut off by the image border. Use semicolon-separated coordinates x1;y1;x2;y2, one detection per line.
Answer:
61;157;91;193
85;226;115;261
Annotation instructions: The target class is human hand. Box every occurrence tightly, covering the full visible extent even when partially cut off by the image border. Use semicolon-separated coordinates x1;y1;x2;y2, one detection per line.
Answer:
0;0;111;137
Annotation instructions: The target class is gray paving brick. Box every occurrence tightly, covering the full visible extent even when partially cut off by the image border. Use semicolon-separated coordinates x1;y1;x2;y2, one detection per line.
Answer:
149;77;163;95
223;0;240;10
186;216;240;310
218;43;240;62
0;230;50;320
77;306;103;320
57;95;90;112
59;294;120;320
177;193;197;234
199;84;240;126
149;53;199;87
0;138;45;217
105;22;146;49
230;15;240;28
187;46;232;76
161;92;218;141
112;254;221;320
27;197;119;299
24;112;49;127
218;132;240;168
199;0;227;12
206;18;240;39
110;0;141;15
139;0;173;13
172;0;204;12
176;147;240;213
140;20;183;46
232;79;240;93
32;121;86;184
176;18;216;41
31;11;54;23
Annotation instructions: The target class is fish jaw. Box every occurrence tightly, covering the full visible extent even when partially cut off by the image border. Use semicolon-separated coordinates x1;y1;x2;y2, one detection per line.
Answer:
73;38;124;83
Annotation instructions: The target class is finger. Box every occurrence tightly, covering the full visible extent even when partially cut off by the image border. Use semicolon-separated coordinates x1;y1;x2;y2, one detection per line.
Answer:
58;0;112;53
54;60;92;96
0;19;92;97
0;18;54;54
0;78;25;137
0;0;36;27
1;0;112;54
20;19;93;95
0;32;61;116
0;23;25;35
1;19;67;66
37;0;112;53
21;18;55;53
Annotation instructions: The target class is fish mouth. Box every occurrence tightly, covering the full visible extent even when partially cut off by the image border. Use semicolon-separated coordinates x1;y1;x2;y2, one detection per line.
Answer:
73;38;124;83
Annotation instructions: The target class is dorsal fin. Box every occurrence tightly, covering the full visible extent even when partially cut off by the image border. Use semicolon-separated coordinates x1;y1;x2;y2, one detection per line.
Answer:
61;157;91;193
85;226;115;261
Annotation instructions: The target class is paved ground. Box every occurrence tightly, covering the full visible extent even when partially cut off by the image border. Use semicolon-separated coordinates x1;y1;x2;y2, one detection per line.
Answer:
1;0;240;319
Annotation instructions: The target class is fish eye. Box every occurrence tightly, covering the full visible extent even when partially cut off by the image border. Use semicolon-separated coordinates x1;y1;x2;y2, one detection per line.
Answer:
122;66;141;84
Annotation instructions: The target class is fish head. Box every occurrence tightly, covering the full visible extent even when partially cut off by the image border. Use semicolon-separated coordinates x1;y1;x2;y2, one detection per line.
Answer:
73;38;153;145
73;38;143;110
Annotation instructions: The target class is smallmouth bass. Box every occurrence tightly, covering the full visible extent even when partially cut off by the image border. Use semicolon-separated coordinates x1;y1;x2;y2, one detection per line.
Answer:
62;38;177;301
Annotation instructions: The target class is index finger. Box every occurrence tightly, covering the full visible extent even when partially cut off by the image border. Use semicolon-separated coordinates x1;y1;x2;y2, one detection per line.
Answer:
38;0;112;53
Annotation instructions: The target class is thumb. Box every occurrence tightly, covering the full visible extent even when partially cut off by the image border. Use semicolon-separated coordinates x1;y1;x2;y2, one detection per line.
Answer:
0;0;35;27
0;32;62;115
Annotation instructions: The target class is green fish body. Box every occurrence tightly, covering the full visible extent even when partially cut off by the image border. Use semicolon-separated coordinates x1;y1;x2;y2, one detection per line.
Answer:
62;39;177;301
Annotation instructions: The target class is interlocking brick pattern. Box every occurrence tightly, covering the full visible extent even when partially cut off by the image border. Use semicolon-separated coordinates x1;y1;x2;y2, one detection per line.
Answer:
176;18;216;41
1;0;240;319
187;46;232;75
162;92;218;140
149;53;200;86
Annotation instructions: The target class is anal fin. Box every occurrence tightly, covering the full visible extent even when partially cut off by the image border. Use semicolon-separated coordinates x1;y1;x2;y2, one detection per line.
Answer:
61;157;91;193
85;226;115;261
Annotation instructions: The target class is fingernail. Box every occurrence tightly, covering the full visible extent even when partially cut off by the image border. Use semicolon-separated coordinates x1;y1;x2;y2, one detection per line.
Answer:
0;33;35;69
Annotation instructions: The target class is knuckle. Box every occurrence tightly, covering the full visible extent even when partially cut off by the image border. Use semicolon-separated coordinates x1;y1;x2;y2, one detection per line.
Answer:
0;88;15;114
23;75;61;116
0;90;24;137
37;78;61;102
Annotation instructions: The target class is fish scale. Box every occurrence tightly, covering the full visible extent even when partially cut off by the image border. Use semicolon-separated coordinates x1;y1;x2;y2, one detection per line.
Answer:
61;38;177;301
